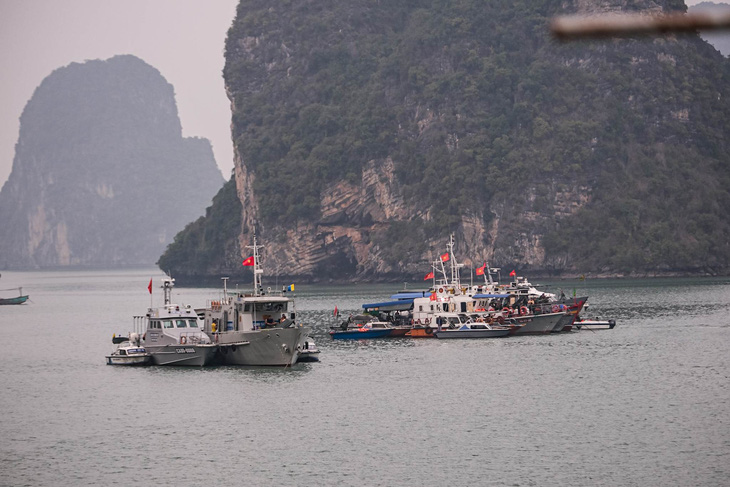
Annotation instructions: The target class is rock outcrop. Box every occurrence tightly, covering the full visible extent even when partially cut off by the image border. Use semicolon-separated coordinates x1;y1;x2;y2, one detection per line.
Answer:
160;0;730;282
0;55;224;269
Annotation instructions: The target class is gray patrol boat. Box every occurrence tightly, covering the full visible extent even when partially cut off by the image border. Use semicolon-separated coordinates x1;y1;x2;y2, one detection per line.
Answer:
199;234;310;366
140;277;217;366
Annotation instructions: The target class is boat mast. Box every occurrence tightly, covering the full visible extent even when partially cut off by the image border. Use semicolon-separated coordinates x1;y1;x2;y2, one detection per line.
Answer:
447;234;464;289
246;232;264;296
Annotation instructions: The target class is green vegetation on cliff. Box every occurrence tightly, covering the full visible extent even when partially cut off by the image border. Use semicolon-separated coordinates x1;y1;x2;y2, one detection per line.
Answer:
162;0;730;278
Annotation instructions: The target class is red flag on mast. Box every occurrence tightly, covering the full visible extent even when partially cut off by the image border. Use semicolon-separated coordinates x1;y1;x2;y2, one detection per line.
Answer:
147;278;152;294
242;256;255;266
440;252;450;262
424;271;434;280
509;269;516;277
476;263;486;276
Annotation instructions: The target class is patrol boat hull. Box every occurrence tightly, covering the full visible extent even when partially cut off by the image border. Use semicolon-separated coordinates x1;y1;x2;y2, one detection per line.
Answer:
145;343;218;366
216;327;308;366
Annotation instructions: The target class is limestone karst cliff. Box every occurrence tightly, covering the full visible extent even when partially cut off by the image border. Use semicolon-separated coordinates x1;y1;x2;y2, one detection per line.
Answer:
0;55;224;269
159;0;730;282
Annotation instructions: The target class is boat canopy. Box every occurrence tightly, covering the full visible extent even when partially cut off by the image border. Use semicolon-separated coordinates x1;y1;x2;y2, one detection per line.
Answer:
361;299;414;312
389;291;431;300
472;293;511;299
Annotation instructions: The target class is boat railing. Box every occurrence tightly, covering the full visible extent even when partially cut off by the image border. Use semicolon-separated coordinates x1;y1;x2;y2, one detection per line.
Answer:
178;331;210;345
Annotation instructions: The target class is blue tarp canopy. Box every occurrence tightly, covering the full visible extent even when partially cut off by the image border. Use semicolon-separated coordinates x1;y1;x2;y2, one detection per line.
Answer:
389;291;431;300
472;293;511;299
362;299;414;312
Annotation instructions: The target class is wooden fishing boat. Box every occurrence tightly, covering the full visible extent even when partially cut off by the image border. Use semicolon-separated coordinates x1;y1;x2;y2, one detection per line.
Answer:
0;288;29;305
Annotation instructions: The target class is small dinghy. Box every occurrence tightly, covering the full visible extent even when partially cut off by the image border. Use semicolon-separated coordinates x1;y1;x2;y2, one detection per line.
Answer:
106;333;151;365
574;318;616;330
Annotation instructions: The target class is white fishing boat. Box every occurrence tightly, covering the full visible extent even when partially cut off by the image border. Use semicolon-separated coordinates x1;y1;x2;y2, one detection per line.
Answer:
140;278;218;366
199;233;310;366
106;333;151;365
297;338;320;362
432;313;511;339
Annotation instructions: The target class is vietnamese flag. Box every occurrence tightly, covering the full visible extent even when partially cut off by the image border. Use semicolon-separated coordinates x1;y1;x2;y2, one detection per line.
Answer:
147;278;153;294
476;263;486;276
440;252;450;262
242;256;255;266
429;292;437;301
424;271;434;280
509;269;516;277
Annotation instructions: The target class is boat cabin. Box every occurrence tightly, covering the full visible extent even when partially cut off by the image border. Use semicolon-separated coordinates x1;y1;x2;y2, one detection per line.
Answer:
201;295;296;334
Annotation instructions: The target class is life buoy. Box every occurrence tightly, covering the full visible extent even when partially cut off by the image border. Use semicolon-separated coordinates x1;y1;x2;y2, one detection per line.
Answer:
520;306;529;316
438;288;444;293
552;304;559;313
180;336;187;344
425;326;433;334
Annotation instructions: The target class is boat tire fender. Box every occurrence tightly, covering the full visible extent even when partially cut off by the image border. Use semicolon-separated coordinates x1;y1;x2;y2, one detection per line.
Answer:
425;326;433;334
180;336;187;345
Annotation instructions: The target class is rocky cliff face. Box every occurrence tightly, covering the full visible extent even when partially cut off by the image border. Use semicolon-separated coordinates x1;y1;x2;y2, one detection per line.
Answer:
0;55;224;269
160;0;730;282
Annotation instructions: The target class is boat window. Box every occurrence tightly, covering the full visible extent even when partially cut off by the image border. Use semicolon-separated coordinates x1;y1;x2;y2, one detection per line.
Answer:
163;320;174;329
176;319;187;328
244;304;251;312
188;319;199;328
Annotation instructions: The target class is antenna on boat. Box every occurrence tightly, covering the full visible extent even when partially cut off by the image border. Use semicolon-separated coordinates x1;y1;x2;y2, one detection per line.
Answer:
162;276;175;306
446;234;464;288
221;277;229;303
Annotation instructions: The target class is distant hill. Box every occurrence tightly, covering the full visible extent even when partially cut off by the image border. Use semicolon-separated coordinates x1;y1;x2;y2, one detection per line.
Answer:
0;55;225;269
690;2;730;56
160;0;730;282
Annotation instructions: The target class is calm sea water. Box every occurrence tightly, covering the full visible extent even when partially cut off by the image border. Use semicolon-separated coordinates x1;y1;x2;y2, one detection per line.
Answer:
0;269;729;486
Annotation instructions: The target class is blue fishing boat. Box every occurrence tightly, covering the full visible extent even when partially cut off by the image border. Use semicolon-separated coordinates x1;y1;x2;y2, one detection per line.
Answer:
329;314;394;339
0;287;29;305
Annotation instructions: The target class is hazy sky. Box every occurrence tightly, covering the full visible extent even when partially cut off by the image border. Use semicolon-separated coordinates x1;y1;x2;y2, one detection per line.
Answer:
0;1;713;190
0;0;238;188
